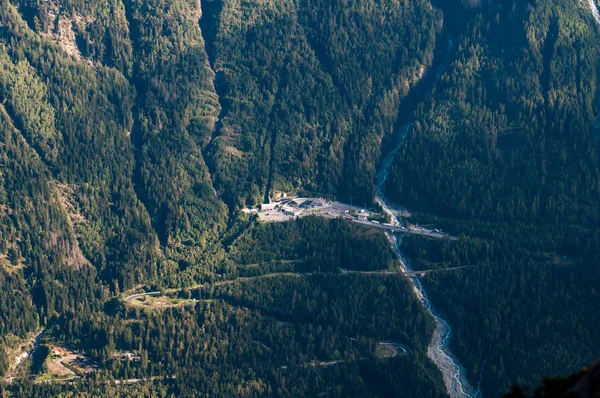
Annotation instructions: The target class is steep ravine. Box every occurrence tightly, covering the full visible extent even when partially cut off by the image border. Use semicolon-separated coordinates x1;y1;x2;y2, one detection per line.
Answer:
120;1;166;250
198;0;226;142
198;0;228;200
376;2;600;396
375;5;477;398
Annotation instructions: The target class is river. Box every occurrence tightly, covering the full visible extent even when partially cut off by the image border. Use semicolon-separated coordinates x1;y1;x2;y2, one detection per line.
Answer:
376;149;476;397
375;2;600;396
373;24;478;398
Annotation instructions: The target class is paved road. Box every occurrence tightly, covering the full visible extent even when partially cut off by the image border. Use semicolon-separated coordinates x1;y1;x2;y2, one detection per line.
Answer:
124;265;475;306
281;341;410;370
112;375;176;385
124;291;163;303
36;375;176;385
341;265;473;277
124;272;306;305
350;218;456;240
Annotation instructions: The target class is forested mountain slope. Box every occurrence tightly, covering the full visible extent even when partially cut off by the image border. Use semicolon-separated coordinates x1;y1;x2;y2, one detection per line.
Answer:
387;0;600;224
203;0;441;206
0;0;599;396
0;0;447;395
1;0;236;283
387;0;600;396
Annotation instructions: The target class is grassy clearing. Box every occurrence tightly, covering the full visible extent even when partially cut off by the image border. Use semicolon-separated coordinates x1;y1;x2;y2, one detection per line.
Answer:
375;345;395;359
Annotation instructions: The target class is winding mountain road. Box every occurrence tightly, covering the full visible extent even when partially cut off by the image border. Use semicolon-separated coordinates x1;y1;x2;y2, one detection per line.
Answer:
341;265;473;277
123;272;305;305
124;266;473;306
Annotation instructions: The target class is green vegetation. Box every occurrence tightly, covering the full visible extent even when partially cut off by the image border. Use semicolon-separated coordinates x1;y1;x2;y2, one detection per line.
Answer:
226;217;398;274
386;1;600;396
210;274;433;350
1;218;445;396
124;0;228;264
367;213;388;223
387;0;600;226
0;0;599;396
204;0;441;206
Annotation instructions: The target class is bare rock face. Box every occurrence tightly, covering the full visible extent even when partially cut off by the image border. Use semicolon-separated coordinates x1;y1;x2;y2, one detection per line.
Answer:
35;1;88;62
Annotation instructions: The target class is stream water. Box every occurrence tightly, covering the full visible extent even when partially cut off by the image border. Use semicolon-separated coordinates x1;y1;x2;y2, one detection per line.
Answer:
374;3;600;395
376;147;477;397
373;26;478;398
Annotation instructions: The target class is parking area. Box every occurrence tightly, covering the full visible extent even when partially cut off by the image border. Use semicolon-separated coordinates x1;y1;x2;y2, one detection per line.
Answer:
253;197;377;223
245;196;454;240
259;212;294;222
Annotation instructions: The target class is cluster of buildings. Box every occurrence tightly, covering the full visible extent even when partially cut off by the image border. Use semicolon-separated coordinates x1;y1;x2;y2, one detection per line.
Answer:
259;198;325;218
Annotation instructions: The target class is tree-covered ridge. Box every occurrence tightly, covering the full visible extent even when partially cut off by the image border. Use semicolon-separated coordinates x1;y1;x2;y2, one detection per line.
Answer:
18;0;133;74
2;0;234;289
387;0;600;224
205;0;441;206
381;0;600;395
0;217;447;397
212;274;434;351
227;216;398;273
123;0;228;264
0;60;107;376
0;47;60;161
403;217;600;397
1;1;163;290
0;0;599;395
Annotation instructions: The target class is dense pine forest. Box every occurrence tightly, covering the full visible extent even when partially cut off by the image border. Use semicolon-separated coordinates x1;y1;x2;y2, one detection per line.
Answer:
0;0;599;396
387;0;600;396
